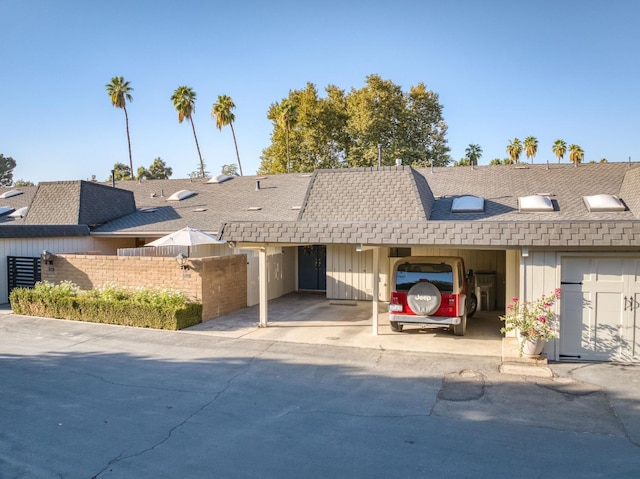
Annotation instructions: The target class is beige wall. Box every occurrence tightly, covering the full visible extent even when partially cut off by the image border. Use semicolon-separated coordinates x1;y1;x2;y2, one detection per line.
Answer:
41;253;247;322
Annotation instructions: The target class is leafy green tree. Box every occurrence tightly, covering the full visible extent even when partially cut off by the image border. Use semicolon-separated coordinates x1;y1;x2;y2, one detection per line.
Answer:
489;158;503;165
260;83;347;174
453;158;471;167
464;144;482;166
106;76;134;178
212;95;243;176
14;179;34;187
278;99;298;172
404;83;450;167
506;138;523;164
258;75;450;174
552;139;567;163
109;163;132;181
569;144;584;166
0;154;17;186
221;164;239;176
171;86;205;178
524;136;538;163
137;157;173;180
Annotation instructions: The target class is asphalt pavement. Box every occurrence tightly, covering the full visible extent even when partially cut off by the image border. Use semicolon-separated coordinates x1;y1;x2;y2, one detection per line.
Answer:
0;312;639;478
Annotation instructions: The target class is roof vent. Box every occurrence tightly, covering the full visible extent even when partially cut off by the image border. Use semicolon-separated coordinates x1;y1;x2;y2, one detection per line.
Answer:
518;195;554;212
583;194;626;212
452;195;484;213
255;181;261;191
247;206;262;211
167;190;196;201
207;174;232;184
9;206;28;218
0;190;23;199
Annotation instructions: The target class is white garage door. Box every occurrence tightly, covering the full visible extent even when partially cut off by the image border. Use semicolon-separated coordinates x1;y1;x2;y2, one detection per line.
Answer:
560;257;640;361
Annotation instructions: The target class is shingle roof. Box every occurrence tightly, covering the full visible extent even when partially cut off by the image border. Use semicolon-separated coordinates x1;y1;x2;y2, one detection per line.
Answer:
92;174;313;235
0;225;90;238
300;167;433;222
23;181;135;226
218;163;640;247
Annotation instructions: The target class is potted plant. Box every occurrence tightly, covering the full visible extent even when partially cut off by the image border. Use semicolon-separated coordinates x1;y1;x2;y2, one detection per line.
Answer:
500;288;561;357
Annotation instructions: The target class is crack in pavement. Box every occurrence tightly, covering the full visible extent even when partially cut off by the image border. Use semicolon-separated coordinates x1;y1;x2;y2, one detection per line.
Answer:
90;341;275;478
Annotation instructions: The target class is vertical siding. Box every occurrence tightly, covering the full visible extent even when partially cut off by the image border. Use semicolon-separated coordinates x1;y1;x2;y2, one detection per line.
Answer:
327;245;373;300
0;237;101;303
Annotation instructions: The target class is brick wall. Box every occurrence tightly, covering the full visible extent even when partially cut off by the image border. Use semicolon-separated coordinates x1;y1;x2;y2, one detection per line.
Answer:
42;253;247;322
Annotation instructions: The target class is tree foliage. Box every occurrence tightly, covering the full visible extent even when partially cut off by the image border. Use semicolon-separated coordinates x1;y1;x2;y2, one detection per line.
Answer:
464;144;482;166
106;76;134;178
0;154;17;186
258;75;450;174
524;136;538;163
221;164;239;176
212;95;243;176
109;162;132;181
137;157;173;180
506;138;523;164
14;179;34;187
569;144;584;165
552;139;567;163
171;86;205;178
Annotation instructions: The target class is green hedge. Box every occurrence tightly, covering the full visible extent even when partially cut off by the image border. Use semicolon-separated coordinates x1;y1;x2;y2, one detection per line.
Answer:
9;282;202;330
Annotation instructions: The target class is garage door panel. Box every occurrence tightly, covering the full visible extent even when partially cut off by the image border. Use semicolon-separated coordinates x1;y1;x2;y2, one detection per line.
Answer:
560;291;591;358
594;258;625;283
591;292;622;356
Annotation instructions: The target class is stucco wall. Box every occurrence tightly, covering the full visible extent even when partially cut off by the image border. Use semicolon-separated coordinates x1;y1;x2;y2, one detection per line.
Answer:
41;253;247;322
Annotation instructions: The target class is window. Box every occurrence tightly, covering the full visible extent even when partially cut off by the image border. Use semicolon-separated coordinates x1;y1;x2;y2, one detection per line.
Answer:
395;263;453;293
451;195;484;213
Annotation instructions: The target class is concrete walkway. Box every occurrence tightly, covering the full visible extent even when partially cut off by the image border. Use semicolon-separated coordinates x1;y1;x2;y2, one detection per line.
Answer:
188;293;505;358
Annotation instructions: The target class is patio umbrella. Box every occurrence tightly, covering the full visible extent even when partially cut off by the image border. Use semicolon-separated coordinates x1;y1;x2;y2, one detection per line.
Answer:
146;226;226;255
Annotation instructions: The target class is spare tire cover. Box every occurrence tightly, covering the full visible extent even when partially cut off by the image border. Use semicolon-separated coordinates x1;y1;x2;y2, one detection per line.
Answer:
406;281;441;316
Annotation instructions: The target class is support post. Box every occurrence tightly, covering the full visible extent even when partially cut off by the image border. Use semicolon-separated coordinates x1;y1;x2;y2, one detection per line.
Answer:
259;247;268;327
372;247;379;336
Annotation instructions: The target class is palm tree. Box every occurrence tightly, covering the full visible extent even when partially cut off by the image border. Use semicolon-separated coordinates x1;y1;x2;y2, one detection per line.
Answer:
552;139;567;163
506;138;523;164
569;144;584;166
106;76;134;178
278;99;298;172
464;144;482;166
212;95;243;176
524;136;538;164
171;86;205;178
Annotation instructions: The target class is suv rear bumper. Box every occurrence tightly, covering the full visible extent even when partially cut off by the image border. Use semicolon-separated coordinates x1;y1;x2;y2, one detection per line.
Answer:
389;313;461;325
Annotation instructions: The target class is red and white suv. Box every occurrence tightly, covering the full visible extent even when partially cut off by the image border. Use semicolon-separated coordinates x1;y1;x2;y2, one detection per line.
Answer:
388;256;475;336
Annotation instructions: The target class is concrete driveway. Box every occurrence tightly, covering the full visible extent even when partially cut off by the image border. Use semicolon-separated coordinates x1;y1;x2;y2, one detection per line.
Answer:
188;293;504;358
0;311;639;478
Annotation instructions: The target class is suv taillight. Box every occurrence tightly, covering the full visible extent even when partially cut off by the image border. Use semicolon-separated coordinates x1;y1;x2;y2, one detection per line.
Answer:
389;292;405;312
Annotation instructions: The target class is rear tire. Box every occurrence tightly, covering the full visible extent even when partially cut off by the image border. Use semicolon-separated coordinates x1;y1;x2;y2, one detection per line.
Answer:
390;321;403;332
452;310;467;336
467;293;477;317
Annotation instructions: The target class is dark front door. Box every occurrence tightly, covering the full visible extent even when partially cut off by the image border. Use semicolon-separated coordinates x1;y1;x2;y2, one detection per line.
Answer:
298;245;326;291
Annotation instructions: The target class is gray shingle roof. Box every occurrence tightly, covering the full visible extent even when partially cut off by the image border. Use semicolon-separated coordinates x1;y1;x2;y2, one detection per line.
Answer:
23;181;135;226
300;167;433;222
92;174;313;235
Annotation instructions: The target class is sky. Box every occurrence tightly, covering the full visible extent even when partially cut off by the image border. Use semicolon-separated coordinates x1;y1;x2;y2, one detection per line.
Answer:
1;0;638;184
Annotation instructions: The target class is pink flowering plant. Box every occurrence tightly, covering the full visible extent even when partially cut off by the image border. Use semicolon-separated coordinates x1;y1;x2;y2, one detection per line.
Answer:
500;288;561;353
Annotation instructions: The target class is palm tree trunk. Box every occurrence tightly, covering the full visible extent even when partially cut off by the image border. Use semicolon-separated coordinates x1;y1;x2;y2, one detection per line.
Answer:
230;123;243;176
190;117;205;177
124;105;133;178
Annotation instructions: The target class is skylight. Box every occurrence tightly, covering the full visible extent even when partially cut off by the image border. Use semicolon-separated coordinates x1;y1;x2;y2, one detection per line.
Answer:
451;195;484;213
207;174;232;184
167;190;196;201
519;195;554;212
0;190;23;199
583;194;625;212
0;207;15;216
9;206;28;218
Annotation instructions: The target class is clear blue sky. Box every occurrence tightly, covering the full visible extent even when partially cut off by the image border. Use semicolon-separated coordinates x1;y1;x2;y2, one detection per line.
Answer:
1;0;638;183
